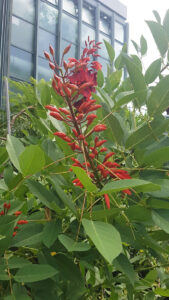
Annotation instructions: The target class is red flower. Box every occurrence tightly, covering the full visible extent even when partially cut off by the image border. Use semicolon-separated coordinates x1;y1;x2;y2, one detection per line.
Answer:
17;220;28;225
14;211;22;216
93;124;107;132
104;194;110;209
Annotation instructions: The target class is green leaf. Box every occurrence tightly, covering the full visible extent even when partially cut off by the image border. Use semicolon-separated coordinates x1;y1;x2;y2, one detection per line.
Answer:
8;256;31;269
140;35;147;56
37;80;51;106
42;220;61;248
59;234;91;252
6;135;24;172
152;209;169;234
19;145;45;176
104;40;115;63
13;283;31;300
149;179;169;199
99;179;160;195
155;288;169;297
83;208;122;220
126;206;152;223
125;116;169;149
146;21;168;56
82;219;122;264
153;10;161;24
14;264;58;283
148;75;169;116
163;9;169;39
12;224;43;247
122;54;147;106
97;69;104;87
145;58;161;84
131;40;139;52
0;147;8;164
0;267;9;280
72;166;98;193
114;254;136;285
105;70;122;92
142;146;169;167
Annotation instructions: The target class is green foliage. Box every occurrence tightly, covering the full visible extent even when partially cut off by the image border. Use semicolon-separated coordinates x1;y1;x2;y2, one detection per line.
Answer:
1;10;169;299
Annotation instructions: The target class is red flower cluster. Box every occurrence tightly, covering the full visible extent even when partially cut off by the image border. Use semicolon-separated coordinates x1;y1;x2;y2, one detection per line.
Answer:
44;39;131;209
0;203;28;237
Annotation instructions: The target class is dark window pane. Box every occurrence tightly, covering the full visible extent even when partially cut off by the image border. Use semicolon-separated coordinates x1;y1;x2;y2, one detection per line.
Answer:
115;22;124;43
82;4;95;26
10;46;33;81
39;1;58;34
99;33;111;59
82;24;95;48
38;28;55;57
61;39;77;60
114;41;123;58
98;57;108;76
12;0;35;23
63;0;78;16
11;16;34;52
38;57;53;81
100;14;111;35
62;13;78;44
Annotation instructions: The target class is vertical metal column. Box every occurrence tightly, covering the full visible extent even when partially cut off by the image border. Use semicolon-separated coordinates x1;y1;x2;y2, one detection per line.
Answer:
77;0;82;59
34;0;40;80
124;22;129;78
111;12;115;49
95;2;100;44
58;0;63;64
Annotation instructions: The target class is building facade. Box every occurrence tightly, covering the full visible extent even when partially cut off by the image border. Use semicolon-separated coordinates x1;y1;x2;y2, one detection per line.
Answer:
0;0;128;105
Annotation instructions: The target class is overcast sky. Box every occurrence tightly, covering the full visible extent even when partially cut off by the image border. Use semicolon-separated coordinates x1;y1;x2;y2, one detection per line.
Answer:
120;0;169;67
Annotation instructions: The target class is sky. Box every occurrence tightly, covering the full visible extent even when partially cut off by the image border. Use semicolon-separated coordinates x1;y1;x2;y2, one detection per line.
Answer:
120;0;169;67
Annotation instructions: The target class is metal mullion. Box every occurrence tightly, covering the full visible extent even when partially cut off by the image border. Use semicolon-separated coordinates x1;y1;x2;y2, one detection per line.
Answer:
77;0;82;58
95;2;100;49
34;0;40;79
11;44;34;55
58;0;63;64
12;14;34;26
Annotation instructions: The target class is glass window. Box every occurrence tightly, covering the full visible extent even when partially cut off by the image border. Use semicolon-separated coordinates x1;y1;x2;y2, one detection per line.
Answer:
62;13;78;44
114;41;123;58
82;24;95;48
100;14;111;35
47;0;58;5
10;46;33;81
98;57;108;76
115;22;124;43
11;16;34;52
38;57;53;81
61;39;78;61
63;0;78;16
39;1;58;34
99;33;111;59
82;4;95;26
12;0;35;23
38;28;55;57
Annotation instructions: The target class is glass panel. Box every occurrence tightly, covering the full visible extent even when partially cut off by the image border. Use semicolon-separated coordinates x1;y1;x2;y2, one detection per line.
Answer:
62;13;78;44
39;1;58;34
38;57;53;81
38;28;55;57
47;0;58;5
61;39;77;61
10;46;33;81
63;0;78;16
82;24;95;48
98;57;108;76
114;41;123;58
100;14;110;35
99;33;111;59
82;4;95;26
11;16;34;52
12;0;35;23
115;22;124;43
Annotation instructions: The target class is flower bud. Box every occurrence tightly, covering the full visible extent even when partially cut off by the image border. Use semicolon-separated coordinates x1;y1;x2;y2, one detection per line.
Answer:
93;124;107;132
49;45;54;56
104;194;110;209
44;51;51;60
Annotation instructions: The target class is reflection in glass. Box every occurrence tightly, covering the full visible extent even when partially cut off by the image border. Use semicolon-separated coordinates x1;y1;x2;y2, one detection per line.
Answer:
115;22;124;43
82;4;95;26
100;14;110;35
61;39;77;61
114;41;123;58
38;28;55;57
38;57;53;81
63;0;78;16
47;0;58;5
62;14;78;44
12;0;35;23
39;1;58;34
99;33;111;59
10;46;33;81
11;16;34;52
82;24;95;48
